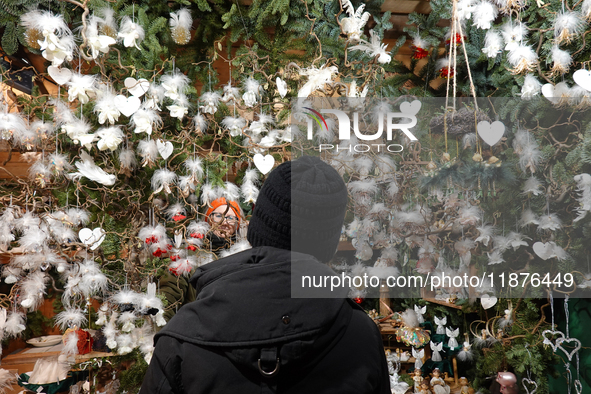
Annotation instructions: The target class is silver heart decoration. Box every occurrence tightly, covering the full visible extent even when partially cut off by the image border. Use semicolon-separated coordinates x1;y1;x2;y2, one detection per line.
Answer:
556;337;581;361
574;380;582;394
541;329;565;352
522;378;538;394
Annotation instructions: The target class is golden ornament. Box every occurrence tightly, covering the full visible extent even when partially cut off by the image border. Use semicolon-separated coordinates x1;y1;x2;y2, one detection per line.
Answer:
426;160;437;170
472;152;483;162
442;152;451;162
171;27;191;45
25;28;43;49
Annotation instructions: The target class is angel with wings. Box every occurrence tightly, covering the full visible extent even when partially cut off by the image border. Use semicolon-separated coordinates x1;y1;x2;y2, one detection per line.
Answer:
414;304;426;324
412;347;425;370
430;341;443;362
340;0;370;42
446;327;460;349
434;316;447;335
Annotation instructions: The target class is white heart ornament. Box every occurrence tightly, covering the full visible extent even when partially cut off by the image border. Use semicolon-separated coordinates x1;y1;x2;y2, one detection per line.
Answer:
533;242;553;260
113;95;141;117
174;230;183;249
477;121;505;146
522;378;538;394
480;295;497;310
79;227;106;250
399;100;421;116
125;77;150;97
253;154;275;174
556;337;581;361
574;380;583;394
48;66;72;85
541;329;565;352
573;69;591;91
157;139;174;160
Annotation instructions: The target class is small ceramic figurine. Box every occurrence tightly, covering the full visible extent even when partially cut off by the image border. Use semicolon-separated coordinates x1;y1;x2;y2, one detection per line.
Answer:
459;376;472;394
496;372;518;394
413;368;424;393
430;368;450;394
419;381;432;394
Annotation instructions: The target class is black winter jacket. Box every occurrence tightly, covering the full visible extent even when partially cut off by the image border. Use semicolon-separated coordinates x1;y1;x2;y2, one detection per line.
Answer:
139;246;390;394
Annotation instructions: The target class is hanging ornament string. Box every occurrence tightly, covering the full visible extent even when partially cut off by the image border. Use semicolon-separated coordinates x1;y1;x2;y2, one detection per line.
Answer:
443;0;459;154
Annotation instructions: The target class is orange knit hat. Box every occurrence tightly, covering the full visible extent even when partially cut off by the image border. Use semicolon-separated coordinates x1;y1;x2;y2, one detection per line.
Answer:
205;197;241;224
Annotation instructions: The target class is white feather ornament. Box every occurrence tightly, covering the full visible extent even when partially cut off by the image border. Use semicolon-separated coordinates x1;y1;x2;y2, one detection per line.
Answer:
222;82;241;103
20;9;70;49
138;283;164;316
62;330;79;356
62;117;92;143
119;148;137;175
138;224;168;248
95;304;109;326
48;153;72;176
167;95;189;119
297;64;338;98
97;7;117;38
583;0;591;21
242;77;261;107
457;341;474;362
118;311;137;332
192;114;208;134
472;1;498;29
138;139;159;167
551;46;572;74
116;333;135;355
508;45;538;74
222;116;246;137
67;73;95;104
521;74;542;100
184;157;204;182
30;120;54;142
69;151;117;186
200;92;222;115
348;179;378;195
487;250;505;265
17;226;49;254
219;240;252;258
103;312;119;348
78;260;108;296
167;203;186;222
55;307;87;331
200;183;217;206
131;108;162;136
340;0;370;42
522;176;543;195
482;30;503;58
0;112;27;141
519;208;539;227
574;173;591;222
4;311;26;338
2;266;22;284
169;8;192;45
97;126;124;152
50;98;75;126
28;161;52;188
145;83;165;111
353;156;374;179
457;0;475;19
151;169;177;194
117;16;145;49
537;213;562;231
161;69;190;101
501;22;527;51
168;254;197;276
20;271;48;310
554;12;584;45
13;126;37;151
400;309;420;328
178;176;195;197
85;14;116;59
434;316;447;334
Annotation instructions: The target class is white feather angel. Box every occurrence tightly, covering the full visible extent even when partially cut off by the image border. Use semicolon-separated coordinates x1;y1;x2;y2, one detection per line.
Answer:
168;252;197;276
430;341;444;362
340;0;370;41
457;340;474;362
20;271;48;310
537;213;562;231
169;8;192;45
554;12;584;45
78;260;108;296
446;327;460;349
118;311;137;332
54;307;87;330
116;333;135;355
297;64;338;98
200;92;222;115
414;305;426;324
0;112;27;141
241;169;260;204
200;183;220;206
161;69;190;101
118;16;145;49
242;77;262;107
349;30;391;64
222;116;246;137
472;1;498;29
28;161;52;188
69;151;117;186
522;176;543;195
94;90;120;125
521;74;542;100
97;126;124;152
85;14;117;59
501;22;527;51
131;108;162;135
103;312;119;349
138;139;159;167
119;148;137;175
167;95;189;119
151;169;177;194
187;221;210;248
551;46;572;74
67;73;95;104
482;29;503;58
434;316;447;334
20;9;70;49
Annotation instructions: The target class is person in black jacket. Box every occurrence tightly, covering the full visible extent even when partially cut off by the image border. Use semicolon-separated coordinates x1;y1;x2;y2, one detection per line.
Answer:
140;156;391;394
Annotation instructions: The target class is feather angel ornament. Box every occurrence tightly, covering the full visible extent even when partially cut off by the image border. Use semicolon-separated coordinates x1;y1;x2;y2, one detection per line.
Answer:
508;44;538;74
20;9;69;50
501;22;527;51
200;183;220;207
522;176;543;195
241;169;260;204
78;260;108;296
200;92;222;115
446;327;460;349
138;283;164;317
430;341;444;362
69;151;116;186
0;112;27;141
112;290;141;311
97;126;124;152
222;116;246;137
168;251;197;276
131;108;162;136
30;120;54;142
184;157;204;184
242;77;262;107
340;0;370;42
118;16;145;49
554;12;584;45
472;1;498;29
118;311;137;332
54;307;87;331
67;73;95;104
457;340;474;362
97;7;117;38
349;30;392;64
457;0;475;20
119;148;137;176
551;46;572;74
138;139;159;167
167;95;189;120
28;161;52;188
482;30;503;58
434;316;447;335
116;333;135;355
85;14;116;59
169;8;192;45
193;114;208;134
4;311;26;338
520;74;542;100
519;208;539;227
537;213;562;231
167;203;186;222
161;70;190;101
574;173;591;222
103;312;119;349
187;221;210;249
48;153;72;176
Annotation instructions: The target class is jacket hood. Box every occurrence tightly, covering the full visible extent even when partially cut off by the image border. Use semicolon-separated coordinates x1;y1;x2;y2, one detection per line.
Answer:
155;246;352;372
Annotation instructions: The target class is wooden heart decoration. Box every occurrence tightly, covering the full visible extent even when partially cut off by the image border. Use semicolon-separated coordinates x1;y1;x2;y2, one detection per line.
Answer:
556;337;581;361
125;77;150;97
481;294;497;310
477;121;505;146
399;100;421;116
533;242;553;260
253;153;275;175
48;66;72;85
157;139;173;160
114;95;141;117
79;227;106;250
522;378;537;394
541;329;565;352
573;69;591;91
